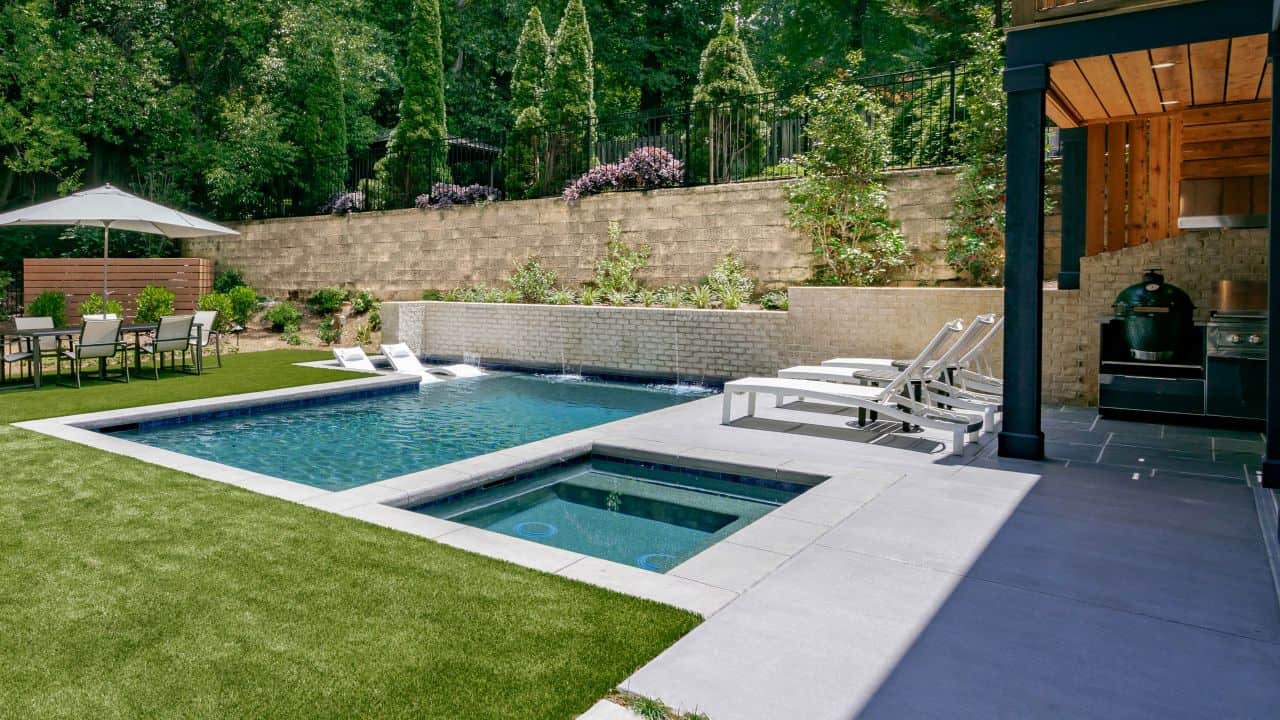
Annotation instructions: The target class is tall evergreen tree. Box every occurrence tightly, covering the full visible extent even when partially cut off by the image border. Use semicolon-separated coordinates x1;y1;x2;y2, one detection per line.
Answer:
542;0;596;191
544;0;596;128
280;15;349;211
505;6;551;198
691;11;766;183
379;0;450;202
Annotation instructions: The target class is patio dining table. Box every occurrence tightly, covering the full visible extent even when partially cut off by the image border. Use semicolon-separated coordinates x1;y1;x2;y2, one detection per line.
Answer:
0;322;202;389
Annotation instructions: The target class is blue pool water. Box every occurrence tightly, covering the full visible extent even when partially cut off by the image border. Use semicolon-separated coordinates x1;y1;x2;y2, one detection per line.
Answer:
110;374;712;491
414;455;807;572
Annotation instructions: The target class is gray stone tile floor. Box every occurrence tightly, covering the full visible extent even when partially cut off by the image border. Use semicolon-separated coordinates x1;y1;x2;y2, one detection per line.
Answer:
615;396;1280;719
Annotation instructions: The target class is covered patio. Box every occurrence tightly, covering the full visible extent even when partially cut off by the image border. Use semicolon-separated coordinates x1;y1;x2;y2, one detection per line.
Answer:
998;0;1280;505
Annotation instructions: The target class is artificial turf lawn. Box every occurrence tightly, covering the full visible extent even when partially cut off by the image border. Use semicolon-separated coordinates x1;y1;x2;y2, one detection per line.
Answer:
0;350;701;719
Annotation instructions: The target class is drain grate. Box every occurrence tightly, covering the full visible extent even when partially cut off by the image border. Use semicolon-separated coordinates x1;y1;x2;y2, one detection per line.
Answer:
637;553;678;572
513;521;558;538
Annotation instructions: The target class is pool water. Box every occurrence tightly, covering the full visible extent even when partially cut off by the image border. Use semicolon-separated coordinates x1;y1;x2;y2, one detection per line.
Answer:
110;373;711;491
414;456;807;573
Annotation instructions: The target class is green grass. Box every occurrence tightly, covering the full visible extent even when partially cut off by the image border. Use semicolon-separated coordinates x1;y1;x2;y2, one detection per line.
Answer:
0;350;701;719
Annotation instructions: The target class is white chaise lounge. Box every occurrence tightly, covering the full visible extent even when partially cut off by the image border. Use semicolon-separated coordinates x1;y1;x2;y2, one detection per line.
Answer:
333;346;379;373
379;343;485;381
779;314;1003;432
723;320;985;455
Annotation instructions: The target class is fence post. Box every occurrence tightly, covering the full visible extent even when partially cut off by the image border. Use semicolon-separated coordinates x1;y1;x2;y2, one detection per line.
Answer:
947;62;959;163
683;100;693;186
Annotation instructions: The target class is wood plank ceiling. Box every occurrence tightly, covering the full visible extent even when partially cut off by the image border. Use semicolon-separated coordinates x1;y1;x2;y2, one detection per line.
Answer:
1046;33;1271;127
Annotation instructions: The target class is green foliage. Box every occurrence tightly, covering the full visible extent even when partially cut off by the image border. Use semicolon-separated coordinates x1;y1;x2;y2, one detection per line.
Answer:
504;7;552;200
27;291;68;327
305;288;348;315
79;293;124;318
945;14;1006;286
545;0;596;128
720;286;745;310
226;286;260;327
659;287;682;308
594;222;651;294
317;315;341;345
786;55;909;286
604;289;631;306
704;253;755;299
509;257;559;303
421;289;445;301
759;289;789;310
636;289;656;307
355;323;373;346
686;285;713;309
275;12;350;211
197;293;235;333
350;290;379;315
378;0;450;200
213;268;247;294
690;12;766;183
548;288;576;305
135;286;176;324
264;303;303;333
283;329;303;345
579;286;599;306
0;270;11;321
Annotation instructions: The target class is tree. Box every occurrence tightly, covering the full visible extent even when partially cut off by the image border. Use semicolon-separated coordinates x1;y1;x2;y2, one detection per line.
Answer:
691;12;766;183
378;0;450;203
277;14;349;211
504;6;551;199
543;0;596;189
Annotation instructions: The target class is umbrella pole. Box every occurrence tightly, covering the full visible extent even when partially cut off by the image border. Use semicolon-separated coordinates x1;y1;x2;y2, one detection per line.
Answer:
102;223;110;303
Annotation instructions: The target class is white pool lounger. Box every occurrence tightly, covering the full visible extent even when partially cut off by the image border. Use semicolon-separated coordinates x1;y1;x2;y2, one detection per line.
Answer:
332;346;379;373
379;343;486;382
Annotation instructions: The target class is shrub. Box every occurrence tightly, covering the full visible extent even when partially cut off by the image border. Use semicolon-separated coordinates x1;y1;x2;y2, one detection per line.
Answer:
786;53;909;287
637;289;656;307
547;288;575;305
686;285;713;309
659;287;682;308
350;290;378;314
689;13;766;183
594;221;650;294
504;7;551;200
604;289;631;306
28;291;68;327
317;315;341;344
509;257;558;303
500;289;522;304
720;286;745;310
197;292;235;332
421;289;445;301
283;328;302;345
704;253;754;299
563;147;684;202
759;289;789;311
305;287;347;315
79;293;124;318
213;268;247;294
367;303;381;331
376;0;450;198
322;191;366;214
579;287;598;306
135;285;175;324
264;302;303;332
355;323;373;346
416;183;501;210
226;285;259;327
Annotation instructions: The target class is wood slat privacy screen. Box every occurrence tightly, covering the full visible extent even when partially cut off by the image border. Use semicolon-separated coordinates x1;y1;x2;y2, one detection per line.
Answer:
1178;101;1271;217
1085;116;1181;256
23;258;212;323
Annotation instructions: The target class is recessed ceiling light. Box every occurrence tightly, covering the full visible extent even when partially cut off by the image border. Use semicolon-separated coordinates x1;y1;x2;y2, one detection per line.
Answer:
1160;100;1180;106
1151;62;1177;70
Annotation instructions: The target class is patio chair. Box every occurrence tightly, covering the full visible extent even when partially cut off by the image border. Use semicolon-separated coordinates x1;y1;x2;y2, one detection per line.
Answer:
819;314;1001;375
139;315;196;379
333;346;379;373
3;316;56;383
779;315;1002;433
723;320;985;456
379;343;444;383
81;314;119;320
189;310;223;369
56;318;129;388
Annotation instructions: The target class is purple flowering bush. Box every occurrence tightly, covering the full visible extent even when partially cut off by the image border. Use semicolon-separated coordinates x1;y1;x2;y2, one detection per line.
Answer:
562;147;684;202
323;191;366;214
416;183;502;210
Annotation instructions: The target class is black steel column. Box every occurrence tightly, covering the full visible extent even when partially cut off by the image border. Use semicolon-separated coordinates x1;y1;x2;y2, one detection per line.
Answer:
998;64;1049;461
1057;127;1087;290
1263;32;1280;490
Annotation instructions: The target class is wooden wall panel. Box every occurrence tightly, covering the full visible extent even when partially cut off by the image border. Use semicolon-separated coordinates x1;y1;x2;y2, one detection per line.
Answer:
1105;122;1128;250
22;258;212;324
1084;116;1182;257
1086;124;1107;256
1180;100;1270;180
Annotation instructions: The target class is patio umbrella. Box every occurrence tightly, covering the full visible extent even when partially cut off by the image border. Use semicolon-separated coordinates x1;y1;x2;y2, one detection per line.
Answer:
0;184;239;303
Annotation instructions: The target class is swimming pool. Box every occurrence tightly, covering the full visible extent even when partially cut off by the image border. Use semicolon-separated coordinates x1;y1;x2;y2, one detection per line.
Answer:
413;455;808;573
109;374;713;491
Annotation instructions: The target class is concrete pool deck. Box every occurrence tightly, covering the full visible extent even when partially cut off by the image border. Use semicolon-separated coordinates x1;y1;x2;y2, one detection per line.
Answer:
16;375;1280;717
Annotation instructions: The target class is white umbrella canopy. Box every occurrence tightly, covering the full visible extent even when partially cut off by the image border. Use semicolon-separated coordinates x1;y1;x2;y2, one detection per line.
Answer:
0;184;239;307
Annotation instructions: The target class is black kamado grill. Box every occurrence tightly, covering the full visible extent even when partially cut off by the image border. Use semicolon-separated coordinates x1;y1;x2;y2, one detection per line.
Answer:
1113;269;1195;361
